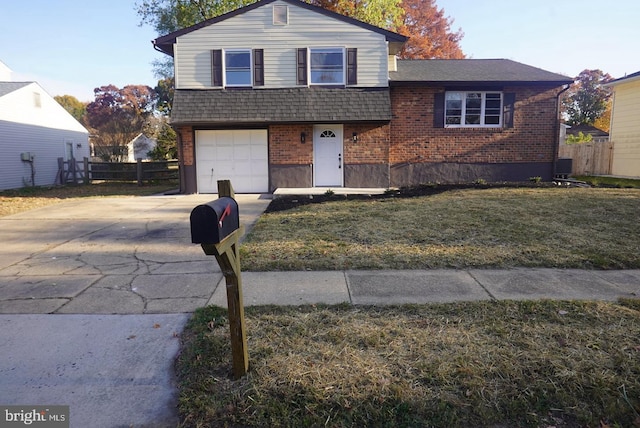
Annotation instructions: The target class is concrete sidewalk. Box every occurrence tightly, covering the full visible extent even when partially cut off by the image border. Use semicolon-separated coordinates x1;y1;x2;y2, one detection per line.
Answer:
1;194;639;428
208;268;640;307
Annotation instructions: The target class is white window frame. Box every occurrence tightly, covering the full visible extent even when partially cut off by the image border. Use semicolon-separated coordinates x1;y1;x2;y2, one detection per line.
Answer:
223;49;253;88
273;4;288;25
445;91;503;128
309;47;345;86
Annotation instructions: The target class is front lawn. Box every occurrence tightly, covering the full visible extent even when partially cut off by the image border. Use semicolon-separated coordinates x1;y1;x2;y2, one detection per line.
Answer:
240;187;640;270
177;301;640;427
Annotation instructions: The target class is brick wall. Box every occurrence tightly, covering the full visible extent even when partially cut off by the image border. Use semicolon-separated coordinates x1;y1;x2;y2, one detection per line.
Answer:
269;124;313;165
270;123;390;165
389;86;561;165
344;124;390;164
175;126;194;166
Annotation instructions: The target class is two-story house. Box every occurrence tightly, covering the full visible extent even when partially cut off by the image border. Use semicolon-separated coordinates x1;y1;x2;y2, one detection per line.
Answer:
153;0;573;193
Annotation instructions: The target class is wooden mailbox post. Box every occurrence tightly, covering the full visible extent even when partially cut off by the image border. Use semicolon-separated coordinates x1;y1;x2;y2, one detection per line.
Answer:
190;180;248;378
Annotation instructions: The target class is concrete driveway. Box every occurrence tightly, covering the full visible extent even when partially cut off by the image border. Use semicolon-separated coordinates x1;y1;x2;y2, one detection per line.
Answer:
0;193;271;427
0;193;271;314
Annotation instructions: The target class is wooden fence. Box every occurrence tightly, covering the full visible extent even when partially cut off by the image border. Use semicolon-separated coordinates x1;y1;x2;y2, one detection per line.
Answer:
58;157;179;185
558;141;614;176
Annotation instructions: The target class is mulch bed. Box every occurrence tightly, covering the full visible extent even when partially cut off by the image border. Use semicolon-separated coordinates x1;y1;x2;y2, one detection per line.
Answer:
266;182;558;213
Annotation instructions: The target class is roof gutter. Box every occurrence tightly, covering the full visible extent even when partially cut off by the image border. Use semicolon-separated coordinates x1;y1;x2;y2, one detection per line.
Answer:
552;83;572;178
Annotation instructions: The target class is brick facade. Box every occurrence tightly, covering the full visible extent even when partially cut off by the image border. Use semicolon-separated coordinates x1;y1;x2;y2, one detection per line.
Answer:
343;124;390;165
175;85;563;192
389;86;561;166
269;124;313;165
175;126;194;166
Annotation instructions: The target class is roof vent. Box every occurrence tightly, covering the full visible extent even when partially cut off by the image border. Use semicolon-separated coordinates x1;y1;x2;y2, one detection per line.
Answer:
273;5;288;25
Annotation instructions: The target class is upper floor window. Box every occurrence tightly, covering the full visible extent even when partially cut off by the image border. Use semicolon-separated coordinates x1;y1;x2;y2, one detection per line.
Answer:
212;49;264;87
225;49;252;87
445;91;503;127
310;48;345;85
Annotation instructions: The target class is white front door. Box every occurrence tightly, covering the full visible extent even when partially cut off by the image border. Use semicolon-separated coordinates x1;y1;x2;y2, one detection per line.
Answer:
313;124;343;187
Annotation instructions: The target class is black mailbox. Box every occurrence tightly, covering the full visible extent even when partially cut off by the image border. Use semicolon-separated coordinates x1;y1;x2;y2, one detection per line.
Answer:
190;197;239;244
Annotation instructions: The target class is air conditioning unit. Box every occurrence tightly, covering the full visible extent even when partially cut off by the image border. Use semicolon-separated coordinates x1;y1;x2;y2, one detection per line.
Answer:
20;152;34;162
555;158;572;178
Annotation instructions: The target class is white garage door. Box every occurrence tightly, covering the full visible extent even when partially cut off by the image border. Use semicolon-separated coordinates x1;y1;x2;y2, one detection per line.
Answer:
195;129;268;193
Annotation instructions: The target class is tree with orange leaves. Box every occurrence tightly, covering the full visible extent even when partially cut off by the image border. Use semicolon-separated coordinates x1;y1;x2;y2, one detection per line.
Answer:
396;0;464;59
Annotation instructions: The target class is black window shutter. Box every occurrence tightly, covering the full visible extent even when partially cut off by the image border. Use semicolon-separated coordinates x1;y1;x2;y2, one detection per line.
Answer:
503;92;515;128
297;48;307;86
347;48;357;85
434;92;445;128
211;49;223;87
253;49;264;86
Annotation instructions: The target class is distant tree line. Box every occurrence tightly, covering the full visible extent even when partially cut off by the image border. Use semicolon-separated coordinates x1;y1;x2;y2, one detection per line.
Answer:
55;79;176;162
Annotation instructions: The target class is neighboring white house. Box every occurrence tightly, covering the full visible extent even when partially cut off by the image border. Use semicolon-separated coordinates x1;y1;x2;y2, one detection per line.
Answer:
127;133;157;162
0;63;89;190
605;71;640;178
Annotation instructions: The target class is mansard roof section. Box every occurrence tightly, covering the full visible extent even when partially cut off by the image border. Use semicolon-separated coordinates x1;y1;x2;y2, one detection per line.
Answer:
153;0;407;56
389;59;574;86
170;87;391;125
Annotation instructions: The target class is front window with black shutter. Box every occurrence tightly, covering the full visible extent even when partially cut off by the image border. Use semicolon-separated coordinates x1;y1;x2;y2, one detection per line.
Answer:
435;91;515;128
212;49;264;87
309;48;345;85
444;91;504;127
225;49;252;87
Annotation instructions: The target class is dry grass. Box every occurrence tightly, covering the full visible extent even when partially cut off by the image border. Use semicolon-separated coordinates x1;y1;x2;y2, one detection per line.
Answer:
0;181;179;217
177;301;640;427
241;187;640;270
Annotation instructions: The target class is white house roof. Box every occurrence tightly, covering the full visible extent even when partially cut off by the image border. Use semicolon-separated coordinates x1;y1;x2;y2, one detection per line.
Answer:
0;81;88;133
0;81;31;98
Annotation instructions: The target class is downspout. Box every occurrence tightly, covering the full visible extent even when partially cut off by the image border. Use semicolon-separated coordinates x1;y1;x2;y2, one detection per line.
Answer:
553;84;571;179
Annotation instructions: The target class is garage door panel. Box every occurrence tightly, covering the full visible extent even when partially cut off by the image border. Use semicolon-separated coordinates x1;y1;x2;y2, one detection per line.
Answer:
251;160;269;174
234;145;252;159
195;129;268;193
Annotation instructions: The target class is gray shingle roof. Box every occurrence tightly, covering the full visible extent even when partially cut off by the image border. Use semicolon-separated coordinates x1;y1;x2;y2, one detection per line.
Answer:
171;87;391;125
390;59;573;86
0;81;31;98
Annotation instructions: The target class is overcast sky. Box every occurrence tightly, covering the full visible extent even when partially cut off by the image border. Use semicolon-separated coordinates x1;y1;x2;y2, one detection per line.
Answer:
1;0;637;102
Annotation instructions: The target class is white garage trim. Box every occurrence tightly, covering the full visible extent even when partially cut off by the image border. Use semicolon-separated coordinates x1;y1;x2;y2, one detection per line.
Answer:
195;129;268;193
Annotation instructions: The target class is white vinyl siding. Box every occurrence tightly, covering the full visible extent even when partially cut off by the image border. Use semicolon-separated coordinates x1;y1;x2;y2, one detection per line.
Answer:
174;0;388;89
0;120;88;190
610;78;640;177
0;82;89;190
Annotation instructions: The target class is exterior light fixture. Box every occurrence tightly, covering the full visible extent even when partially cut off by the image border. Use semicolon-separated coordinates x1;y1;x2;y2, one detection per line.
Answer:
352;132;358;143
300;132;306;144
